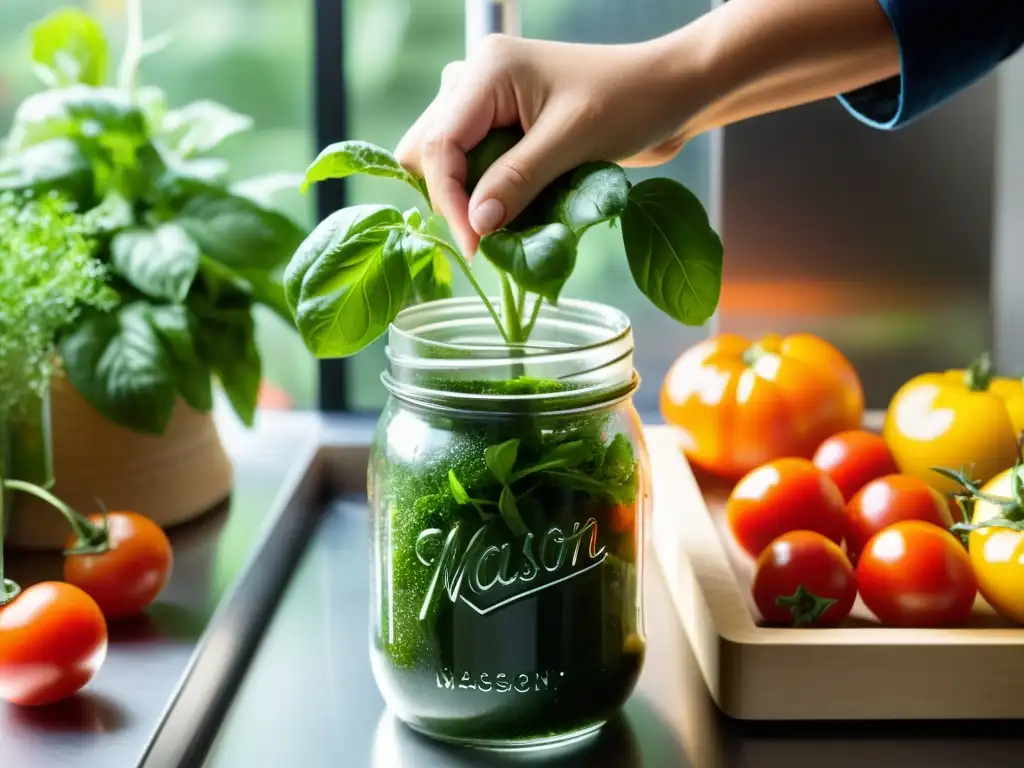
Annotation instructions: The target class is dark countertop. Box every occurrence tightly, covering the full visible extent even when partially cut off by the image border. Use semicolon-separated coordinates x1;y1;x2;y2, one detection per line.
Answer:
5;409;1024;767
0;408;324;768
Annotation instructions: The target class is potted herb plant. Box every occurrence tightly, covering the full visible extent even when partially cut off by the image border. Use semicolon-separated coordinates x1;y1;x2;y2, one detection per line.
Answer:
0;6;305;548
284;129;722;746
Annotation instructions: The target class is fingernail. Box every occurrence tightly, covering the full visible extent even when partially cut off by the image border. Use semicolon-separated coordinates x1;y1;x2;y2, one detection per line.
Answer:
470;198;505;235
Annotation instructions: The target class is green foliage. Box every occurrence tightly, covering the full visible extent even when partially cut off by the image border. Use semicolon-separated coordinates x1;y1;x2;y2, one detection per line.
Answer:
285;128;724;357
0;192;115;416
2;6;306;433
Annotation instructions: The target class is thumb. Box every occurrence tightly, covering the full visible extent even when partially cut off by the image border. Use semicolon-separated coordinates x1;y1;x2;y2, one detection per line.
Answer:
467;117;582;236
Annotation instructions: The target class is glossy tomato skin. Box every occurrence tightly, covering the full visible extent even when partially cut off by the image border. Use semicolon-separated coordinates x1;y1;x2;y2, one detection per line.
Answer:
883;371;1024;497
857;520;977;627
726;457;846;558
812;430;899;502
752;531;857;627
64;512;174;619
844;474;954;565
0;582;108;706
967;469;1024;624
661;333;864;480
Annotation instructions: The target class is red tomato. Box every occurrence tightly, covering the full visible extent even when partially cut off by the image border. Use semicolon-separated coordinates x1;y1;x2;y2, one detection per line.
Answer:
812;430;900;502
726;457;846;558
856;520;976;627
844;474;955;564
0;582;108;706
752;531;857;627
64;512;174;619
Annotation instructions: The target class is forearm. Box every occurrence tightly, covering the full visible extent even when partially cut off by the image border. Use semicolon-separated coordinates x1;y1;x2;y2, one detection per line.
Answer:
656;0;901;138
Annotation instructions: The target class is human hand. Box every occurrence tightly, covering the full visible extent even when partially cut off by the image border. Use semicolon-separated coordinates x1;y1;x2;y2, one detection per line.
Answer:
394;34;697;255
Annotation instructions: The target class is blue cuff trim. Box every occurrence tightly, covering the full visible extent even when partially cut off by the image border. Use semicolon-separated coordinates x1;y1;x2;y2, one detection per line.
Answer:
839;0;1024;130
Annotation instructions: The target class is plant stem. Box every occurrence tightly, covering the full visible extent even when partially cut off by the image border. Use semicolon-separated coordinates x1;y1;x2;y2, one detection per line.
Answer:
500;273;524;343
4;480;108;554
523;295;544;339
0;454;18;606
419;234;510;344
516;284;527;318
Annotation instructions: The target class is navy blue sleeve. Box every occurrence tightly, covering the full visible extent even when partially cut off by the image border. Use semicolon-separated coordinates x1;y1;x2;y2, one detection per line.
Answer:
838;0;1024;129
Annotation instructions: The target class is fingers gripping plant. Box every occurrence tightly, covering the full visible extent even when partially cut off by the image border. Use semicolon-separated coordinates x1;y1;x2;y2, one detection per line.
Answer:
285;126;724;356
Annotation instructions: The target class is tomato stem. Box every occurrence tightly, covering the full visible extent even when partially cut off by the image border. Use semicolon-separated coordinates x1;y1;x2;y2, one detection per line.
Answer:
2;480;110;556
775;584;837;627
963;351;994;392
0;465;19;607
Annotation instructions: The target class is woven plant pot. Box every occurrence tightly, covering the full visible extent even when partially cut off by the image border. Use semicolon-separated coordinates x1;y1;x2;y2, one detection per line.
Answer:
6;377;233;551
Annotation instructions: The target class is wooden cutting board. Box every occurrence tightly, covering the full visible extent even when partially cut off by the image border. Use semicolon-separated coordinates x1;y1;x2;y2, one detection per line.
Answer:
645;424;1024;721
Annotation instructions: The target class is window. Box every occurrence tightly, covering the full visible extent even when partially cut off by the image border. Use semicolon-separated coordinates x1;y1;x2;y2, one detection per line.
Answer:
342;0;713;417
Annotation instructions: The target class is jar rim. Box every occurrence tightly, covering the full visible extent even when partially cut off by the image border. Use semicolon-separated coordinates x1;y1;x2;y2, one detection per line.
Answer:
382;297;637;415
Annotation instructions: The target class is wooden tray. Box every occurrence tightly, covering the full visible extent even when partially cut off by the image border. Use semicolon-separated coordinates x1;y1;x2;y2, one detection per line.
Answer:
645;424;1024;722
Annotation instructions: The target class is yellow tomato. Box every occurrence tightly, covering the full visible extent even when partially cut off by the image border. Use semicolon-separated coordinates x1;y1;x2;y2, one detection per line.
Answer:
883;354;1024;496
968;468;1024;624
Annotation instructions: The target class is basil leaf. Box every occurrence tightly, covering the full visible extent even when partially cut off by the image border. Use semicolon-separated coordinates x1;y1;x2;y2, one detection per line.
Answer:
485;439;520;485
498;486;528;538
197;257;292;324
302;140;428;201
620;178;723;326
284;205;411;358
58;303;177;435
160;99;253;157
195;307;262;426
30;8;109;88
146;304;213;412
479;223;577;303
599;433;636;485
516;162;629;235
466;126;522;193
231;172;303;207
177;188;305;271
540;470;634;506
448;470;470;505
111;223;200;302
402;208;423;229
83;189;134;234
412;249;453;302
0;138;94;205
6;86;146;154
402;232;452;303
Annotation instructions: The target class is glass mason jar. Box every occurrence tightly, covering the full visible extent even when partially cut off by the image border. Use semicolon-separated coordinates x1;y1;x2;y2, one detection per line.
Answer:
368;297;651;749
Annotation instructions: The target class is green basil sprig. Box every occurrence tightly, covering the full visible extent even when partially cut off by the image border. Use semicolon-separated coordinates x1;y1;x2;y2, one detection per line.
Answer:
2;6;306;434
285;125;723;358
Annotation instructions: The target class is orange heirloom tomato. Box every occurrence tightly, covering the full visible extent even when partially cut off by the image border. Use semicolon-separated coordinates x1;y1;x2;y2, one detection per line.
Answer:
661;332;864;479
883;353;1024;497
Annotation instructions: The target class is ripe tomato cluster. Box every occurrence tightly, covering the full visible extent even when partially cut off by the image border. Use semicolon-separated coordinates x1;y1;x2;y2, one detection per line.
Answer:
728;431;979;629
665;337;1024;629
0;484;173;707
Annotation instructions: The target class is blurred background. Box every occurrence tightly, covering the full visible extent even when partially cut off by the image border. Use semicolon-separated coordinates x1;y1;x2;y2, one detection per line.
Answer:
1;0;1020;418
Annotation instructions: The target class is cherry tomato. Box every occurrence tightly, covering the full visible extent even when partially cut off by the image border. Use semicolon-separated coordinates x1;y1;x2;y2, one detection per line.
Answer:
812;430;899;502
0;582;108;706
843;474;954;565
856;520;977;627
752;531;857;627
64;512;174;619
883;354;1024;496
661;332;864;480
964;467;1024;624
726;457;846;558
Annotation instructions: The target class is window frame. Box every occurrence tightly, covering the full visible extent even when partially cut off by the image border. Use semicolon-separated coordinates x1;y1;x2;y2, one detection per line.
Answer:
313;0;351;412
